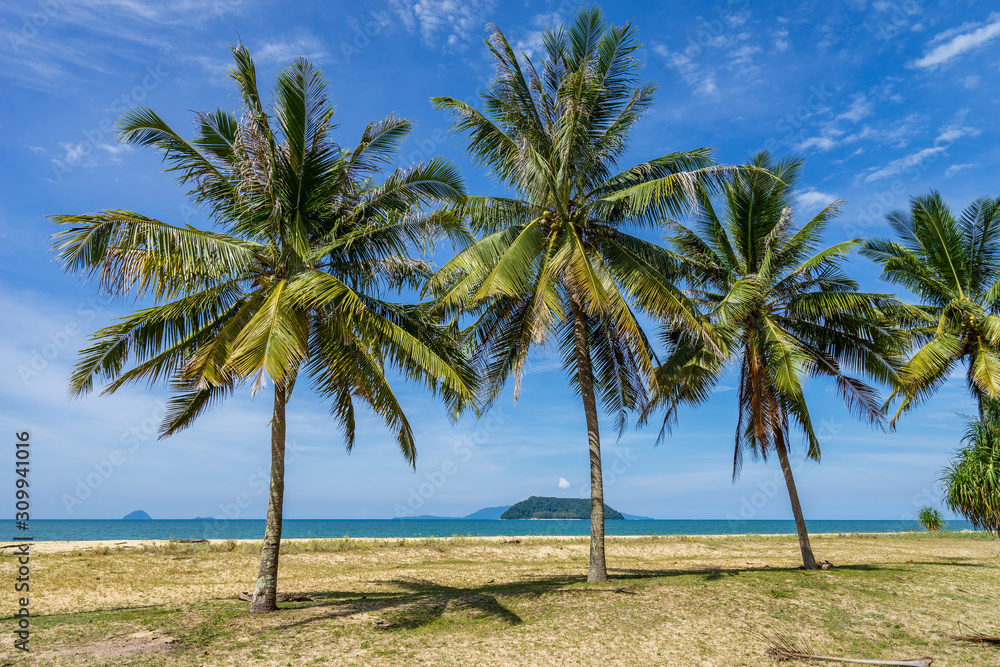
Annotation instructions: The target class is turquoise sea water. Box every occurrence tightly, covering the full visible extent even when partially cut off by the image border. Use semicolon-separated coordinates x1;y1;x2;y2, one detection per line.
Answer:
0;519;977;541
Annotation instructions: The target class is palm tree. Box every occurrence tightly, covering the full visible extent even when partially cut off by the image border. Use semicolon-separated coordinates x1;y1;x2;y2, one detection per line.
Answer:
862;192;1000;422
427;7;731;582
50;45;476;612
646;151;909;568
943;402;1000;535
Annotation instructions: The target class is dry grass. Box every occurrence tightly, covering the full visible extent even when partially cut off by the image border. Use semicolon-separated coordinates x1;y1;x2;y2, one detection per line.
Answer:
1;533;998;666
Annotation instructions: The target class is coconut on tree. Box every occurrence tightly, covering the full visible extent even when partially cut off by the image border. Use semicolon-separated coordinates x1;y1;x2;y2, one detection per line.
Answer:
645;152;912;568
427;6;732;582
50;45;476;612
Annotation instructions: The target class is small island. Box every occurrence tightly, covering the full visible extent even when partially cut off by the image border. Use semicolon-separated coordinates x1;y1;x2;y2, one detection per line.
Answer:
122;510;152;521
500;496;625;520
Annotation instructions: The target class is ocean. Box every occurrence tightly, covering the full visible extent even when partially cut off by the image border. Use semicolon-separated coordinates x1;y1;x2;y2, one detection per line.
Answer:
0;519;977;541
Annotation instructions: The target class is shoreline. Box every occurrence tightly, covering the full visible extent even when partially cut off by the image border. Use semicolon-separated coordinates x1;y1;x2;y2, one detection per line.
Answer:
2;530;981;554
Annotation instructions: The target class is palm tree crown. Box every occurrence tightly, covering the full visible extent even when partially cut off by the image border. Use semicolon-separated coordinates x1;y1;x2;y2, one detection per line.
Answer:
862;192;1000;421
51;45;476;611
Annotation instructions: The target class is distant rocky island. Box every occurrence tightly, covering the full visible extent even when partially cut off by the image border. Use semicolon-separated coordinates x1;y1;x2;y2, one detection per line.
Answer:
501;496;625;520
122;510;152;520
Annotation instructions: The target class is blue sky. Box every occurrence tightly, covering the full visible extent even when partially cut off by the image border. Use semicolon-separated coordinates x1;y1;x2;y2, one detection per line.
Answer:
1;0;997;521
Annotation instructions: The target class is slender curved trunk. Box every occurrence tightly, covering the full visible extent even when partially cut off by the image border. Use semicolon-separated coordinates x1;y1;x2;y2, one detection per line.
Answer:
774;436;816;569
569;289;608;583
250;381;287;613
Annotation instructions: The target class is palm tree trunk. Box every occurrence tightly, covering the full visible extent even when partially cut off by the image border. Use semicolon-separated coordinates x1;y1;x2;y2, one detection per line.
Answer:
774;436;817;569
250;381;287;613
569;289;608;583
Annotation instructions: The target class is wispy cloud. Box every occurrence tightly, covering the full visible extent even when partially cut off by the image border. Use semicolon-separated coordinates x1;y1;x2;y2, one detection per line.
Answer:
859;108;977;182
934;109;979;144
945;163;978;177
863;146;947;183
654;6;764;97
1;0;245;94
51;141;132;171
772;28;790;52
796;189;838;214
523;353;563;376
389;0;496;52
654;45;721;97
255;32;327;64
836;94;873;123
912;13;1000;68
797;107;923;154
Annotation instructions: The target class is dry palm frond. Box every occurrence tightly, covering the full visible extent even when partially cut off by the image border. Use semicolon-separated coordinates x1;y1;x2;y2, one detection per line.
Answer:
761;632;933;666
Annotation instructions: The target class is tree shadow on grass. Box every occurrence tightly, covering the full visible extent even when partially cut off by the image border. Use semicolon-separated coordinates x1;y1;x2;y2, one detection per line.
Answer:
268;574;587;632
266;564;827;632
253;556;997;634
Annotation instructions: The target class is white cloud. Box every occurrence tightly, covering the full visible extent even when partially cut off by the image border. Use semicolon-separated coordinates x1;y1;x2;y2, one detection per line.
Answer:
697;75;719;96
798;107;924;154
861;110;980;183
0;0;247;93
912;13;1000;69
963;74;981;89
726;9;751;27
798;135;838;152
389;0;496;52
728;44;760;69
772;28;790;52
863;146;947;183
945;163;978;177
654;45;720;97
654;6;762;94
796;189;838;214
513;11;561;59
836;94;873;123
97;143;132;164
557;477;570;489
934;109;979;144
55;142;93;167
255;33;327;65
51;141;132;170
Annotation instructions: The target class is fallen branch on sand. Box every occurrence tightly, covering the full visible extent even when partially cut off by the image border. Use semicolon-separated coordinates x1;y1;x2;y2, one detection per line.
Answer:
763;633;933;666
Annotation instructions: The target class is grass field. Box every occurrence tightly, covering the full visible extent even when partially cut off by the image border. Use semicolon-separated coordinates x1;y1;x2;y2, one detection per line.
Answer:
1;532;998;666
